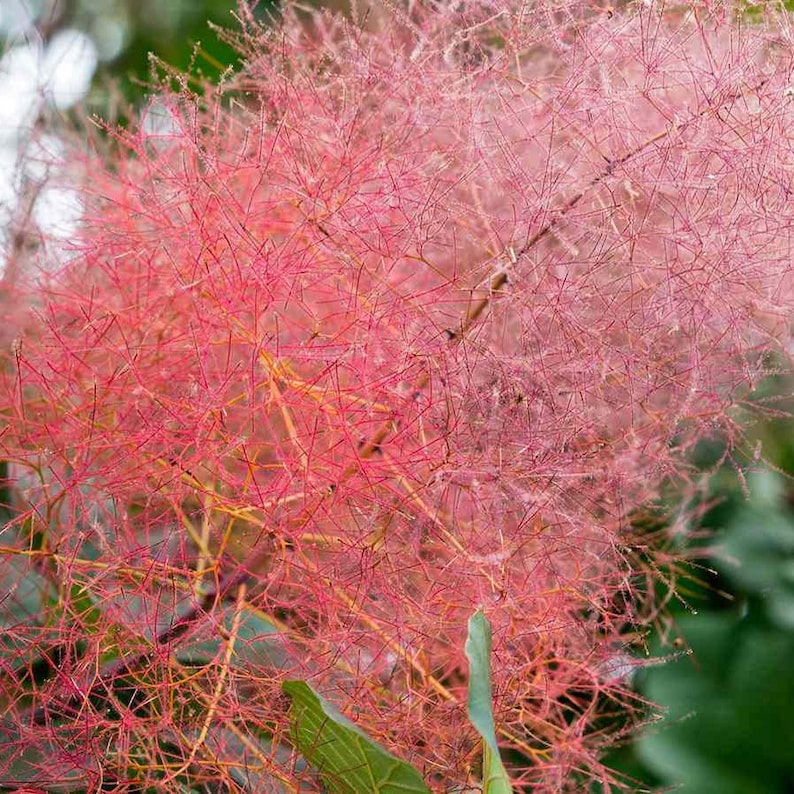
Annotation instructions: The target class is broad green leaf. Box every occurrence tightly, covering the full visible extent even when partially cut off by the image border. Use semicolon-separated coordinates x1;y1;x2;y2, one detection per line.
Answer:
282;680;430;793
465;610;513;794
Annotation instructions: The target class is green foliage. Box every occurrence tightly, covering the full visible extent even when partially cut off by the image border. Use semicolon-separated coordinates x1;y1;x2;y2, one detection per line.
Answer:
633;469;794;792
610;370;794;793
280;613;519;793
637;611;794;793
89;0;248;107
282;680;431;793
281;612;516;793
0;0;275;112
465;611;513;794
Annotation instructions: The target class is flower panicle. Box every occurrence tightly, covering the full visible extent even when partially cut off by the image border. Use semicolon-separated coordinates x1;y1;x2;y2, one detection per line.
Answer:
1;1;793;790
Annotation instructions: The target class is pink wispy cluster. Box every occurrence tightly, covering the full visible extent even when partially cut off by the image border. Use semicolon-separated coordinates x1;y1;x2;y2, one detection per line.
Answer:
2;1;794;790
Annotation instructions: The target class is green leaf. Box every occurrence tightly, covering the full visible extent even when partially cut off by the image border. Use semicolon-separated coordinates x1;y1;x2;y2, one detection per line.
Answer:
465;610;513;794
282;680;430;793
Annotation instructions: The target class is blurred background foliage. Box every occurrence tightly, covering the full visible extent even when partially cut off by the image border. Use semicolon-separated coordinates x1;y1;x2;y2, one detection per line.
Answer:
76;0;248;111
0;0;275;264
0;0;274;115
3;2;794;792
606;365;794;793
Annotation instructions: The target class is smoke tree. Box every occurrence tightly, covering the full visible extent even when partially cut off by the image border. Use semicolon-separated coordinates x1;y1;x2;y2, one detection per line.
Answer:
1;0;794;790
